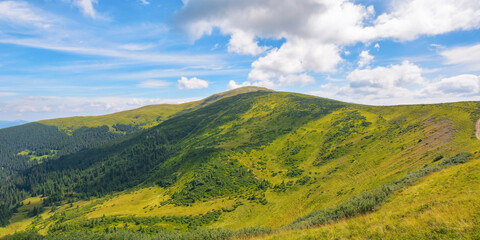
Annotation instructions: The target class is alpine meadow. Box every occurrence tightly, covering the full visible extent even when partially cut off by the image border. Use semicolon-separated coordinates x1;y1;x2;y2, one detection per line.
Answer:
0;87;479;239
1;0;480;239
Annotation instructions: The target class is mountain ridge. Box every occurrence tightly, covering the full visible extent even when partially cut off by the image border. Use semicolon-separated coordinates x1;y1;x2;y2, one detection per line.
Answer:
0;88;479;239
38;86;274;133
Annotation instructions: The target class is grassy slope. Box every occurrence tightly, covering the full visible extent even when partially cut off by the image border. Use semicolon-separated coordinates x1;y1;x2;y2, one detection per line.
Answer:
38;86;273;133
1;91;479;238
261;154;480;239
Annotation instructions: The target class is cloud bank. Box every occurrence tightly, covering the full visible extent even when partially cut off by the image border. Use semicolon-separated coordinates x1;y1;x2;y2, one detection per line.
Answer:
174;0;480;89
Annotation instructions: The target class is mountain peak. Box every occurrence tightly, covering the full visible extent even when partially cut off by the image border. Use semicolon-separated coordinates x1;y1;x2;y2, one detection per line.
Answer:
199;86;274;106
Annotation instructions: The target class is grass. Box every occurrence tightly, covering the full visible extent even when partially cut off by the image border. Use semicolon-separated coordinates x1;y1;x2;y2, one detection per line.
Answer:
17;150;58;164
38;102;200;134
38;86;272;134
259;154;480;239
2;91;480;238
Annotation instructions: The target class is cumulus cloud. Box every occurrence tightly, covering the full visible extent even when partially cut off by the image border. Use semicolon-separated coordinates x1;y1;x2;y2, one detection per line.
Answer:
342;61;424;97
137;80;171;88
227;80;251;90
312;62;480;105
423;74;480;96
174;0;480;88
73;0;98;19
227;30;268;55
440;43;480;71
248;41;340;87
358;50;374;68
373;0;480;41
177;76;209;89
173;0;374;87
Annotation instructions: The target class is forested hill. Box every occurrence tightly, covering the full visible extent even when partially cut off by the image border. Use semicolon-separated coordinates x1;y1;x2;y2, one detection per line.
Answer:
1;88;480;239
0;86;272;179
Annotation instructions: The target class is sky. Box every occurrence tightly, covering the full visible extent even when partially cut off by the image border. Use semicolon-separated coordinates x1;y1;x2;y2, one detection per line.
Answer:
0;0;480;121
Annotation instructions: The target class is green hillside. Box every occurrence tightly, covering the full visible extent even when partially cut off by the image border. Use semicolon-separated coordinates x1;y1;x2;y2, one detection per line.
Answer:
38;86;273;133
0;86;271;180
0;89;479;239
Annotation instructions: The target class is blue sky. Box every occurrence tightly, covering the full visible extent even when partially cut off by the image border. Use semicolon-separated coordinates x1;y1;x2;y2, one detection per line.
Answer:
0;0;480;121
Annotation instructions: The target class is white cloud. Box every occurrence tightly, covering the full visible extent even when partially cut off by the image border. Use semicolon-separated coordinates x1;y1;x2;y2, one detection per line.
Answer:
174;0;374;87
137;80;171;88
227;80;251;90
423;74;480;96
73;0;98;19
440;43;480;71
278;74;315;86
227;30;268;55
372;0;480;41
248;40;340;87
0;95;199;121
119;43;156;51
310;62;480;105
0;92;17;97
0;1;52;28
174;0;480;88
358;50;374;68
343;61;424;97
0;38;221;65
139;0;150;5
177;76;209;89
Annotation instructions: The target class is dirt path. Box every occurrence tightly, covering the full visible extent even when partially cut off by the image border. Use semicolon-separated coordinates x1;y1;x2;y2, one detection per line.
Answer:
477;119;480;140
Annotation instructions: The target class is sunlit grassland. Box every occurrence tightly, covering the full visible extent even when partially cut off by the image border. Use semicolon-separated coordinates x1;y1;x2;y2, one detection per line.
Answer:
209;102;480;229
17;149;58;163
1;91;479;238
38;102;200;134
37;86;273;134
85;186;236;219
258;154;480;239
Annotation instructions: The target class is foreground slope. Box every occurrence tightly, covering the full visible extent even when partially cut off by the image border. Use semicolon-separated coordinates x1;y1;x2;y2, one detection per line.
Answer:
1;89;479;239
261;153;480;239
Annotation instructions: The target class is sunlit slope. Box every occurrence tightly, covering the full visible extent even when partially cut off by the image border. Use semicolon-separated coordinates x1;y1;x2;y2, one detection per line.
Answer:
209;102;480;229
1;90;479;238
260;155;480;240
0;86;271;178
38;86;273;133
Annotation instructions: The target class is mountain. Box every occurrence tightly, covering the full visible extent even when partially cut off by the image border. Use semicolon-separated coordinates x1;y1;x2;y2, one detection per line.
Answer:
39;86;273;133
0;121;28;129
0;88;479;239
0;87;272;179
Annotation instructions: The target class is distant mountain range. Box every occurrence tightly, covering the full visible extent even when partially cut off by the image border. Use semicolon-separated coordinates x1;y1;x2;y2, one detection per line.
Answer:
0;120;28;129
